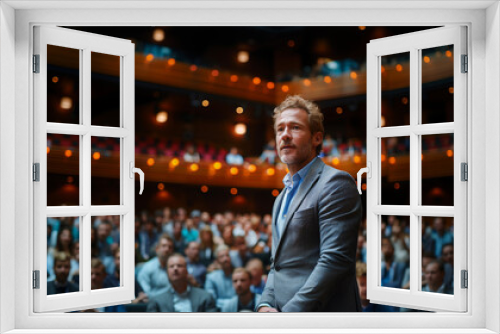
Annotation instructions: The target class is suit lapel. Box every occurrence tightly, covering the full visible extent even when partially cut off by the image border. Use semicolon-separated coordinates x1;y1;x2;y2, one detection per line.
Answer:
272;190;285;254
274;158;324;258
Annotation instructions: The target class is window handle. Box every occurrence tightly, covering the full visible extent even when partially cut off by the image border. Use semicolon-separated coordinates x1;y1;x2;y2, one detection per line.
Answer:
129;162;145;195
357;162;371;195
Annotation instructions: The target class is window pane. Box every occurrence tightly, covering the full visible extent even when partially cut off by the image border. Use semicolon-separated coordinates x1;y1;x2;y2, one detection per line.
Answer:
47;45;80;124
47;217;81;295
47;134;79;206
421;46;454;124
420;216;454;295
381;215;410;291
91;52;120;127
91;137;121;205
421;134;454;206
92;216;121;291
381;52;410;127
381;137;410;205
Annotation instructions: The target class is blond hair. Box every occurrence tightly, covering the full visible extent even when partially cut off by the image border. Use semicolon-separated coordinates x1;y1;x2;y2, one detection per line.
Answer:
273;95;324;154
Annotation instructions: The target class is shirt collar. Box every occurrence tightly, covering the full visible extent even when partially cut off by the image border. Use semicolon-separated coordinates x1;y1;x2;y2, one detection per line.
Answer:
282;156;318;190
168;284;191;296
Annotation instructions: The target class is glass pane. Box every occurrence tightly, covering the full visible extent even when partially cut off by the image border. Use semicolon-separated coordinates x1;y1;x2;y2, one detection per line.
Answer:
91;52;120;127
381;137;410;205
380;215;410;291
421;45;454;124
47;217;81;295
47;45;80;124
92;216;121;290
421;134;454;206
47;134;79;206
420;216;454;295
381;52;410;127
91;137;120;205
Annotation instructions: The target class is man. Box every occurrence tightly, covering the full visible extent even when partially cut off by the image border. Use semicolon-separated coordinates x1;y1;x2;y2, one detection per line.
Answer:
441;243;454;289
221;268;261;312
422;260;453;294
355;262;395;312
381;237;407;289
137;234;174;298
431;217;453;258
258;95;362;312
91;258;107;290
205;245;236;309
146;254;218;312
246;258;266;294
47;251;79;295
184;241;207;287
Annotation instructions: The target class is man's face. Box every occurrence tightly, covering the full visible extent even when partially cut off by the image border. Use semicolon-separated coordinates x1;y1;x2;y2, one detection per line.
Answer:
356;275;367;301
185;242;200;261
167;255;188;284
232;271;251;296
246;263;263;285
275;108;321;170
91;266;106;289
97;224;110;240
381;239;394;258
114;251;121;272
433;218;444;232
54;260;71;283
425;262;444;289
156;237;174;261
442;245;454;265
217;249;231;270
234;236;247;255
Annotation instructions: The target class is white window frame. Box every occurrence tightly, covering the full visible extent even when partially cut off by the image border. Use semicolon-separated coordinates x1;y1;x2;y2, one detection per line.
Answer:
33;25;136;312
0;1;499;333
365;26;467;312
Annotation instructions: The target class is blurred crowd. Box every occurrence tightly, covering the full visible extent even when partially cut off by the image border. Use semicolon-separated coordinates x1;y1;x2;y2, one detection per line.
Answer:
46;207;453;312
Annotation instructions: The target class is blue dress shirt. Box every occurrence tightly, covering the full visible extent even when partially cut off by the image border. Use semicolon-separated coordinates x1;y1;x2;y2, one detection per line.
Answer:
276;157;318;238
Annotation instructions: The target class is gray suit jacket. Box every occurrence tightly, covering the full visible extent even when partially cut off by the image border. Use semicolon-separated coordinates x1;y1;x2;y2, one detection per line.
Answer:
259;158;362;312
146;286;218;312
221;293;261;312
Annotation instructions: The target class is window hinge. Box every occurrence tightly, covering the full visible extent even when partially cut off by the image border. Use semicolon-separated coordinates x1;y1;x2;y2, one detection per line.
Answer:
461;270;468;289
33;163;40;182
33;270;40;289
33;54;40;73
461;54;468;73
461;162;468;181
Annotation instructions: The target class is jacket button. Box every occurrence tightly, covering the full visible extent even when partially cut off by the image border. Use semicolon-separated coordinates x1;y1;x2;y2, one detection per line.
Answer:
275;265;281;271
270;257;274;264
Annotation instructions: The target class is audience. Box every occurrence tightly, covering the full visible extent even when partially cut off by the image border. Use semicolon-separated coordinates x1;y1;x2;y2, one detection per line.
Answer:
46;203;453;313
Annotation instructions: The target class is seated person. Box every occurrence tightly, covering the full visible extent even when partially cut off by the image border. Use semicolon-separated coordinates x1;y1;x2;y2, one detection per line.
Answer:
245;258;266;294
356;262;396;312
381;237;407;289
146;254;218;312
137;234;174;299
225;147;244;165
184;241;207;287
47;251;79;295
205;245;236;309
422;260;453;294
221;268;261;312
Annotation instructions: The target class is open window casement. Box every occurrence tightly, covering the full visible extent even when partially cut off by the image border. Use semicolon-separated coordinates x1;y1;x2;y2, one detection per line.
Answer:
365;26;467;312
33;26;138;312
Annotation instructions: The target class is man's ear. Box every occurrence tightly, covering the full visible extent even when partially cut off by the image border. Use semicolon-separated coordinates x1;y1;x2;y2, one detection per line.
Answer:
312;132;323;148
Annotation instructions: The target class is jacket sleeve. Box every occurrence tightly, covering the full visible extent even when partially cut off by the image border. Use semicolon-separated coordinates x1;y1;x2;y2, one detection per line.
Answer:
255;267;276;310
282;172;362;312
203;291;219;312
